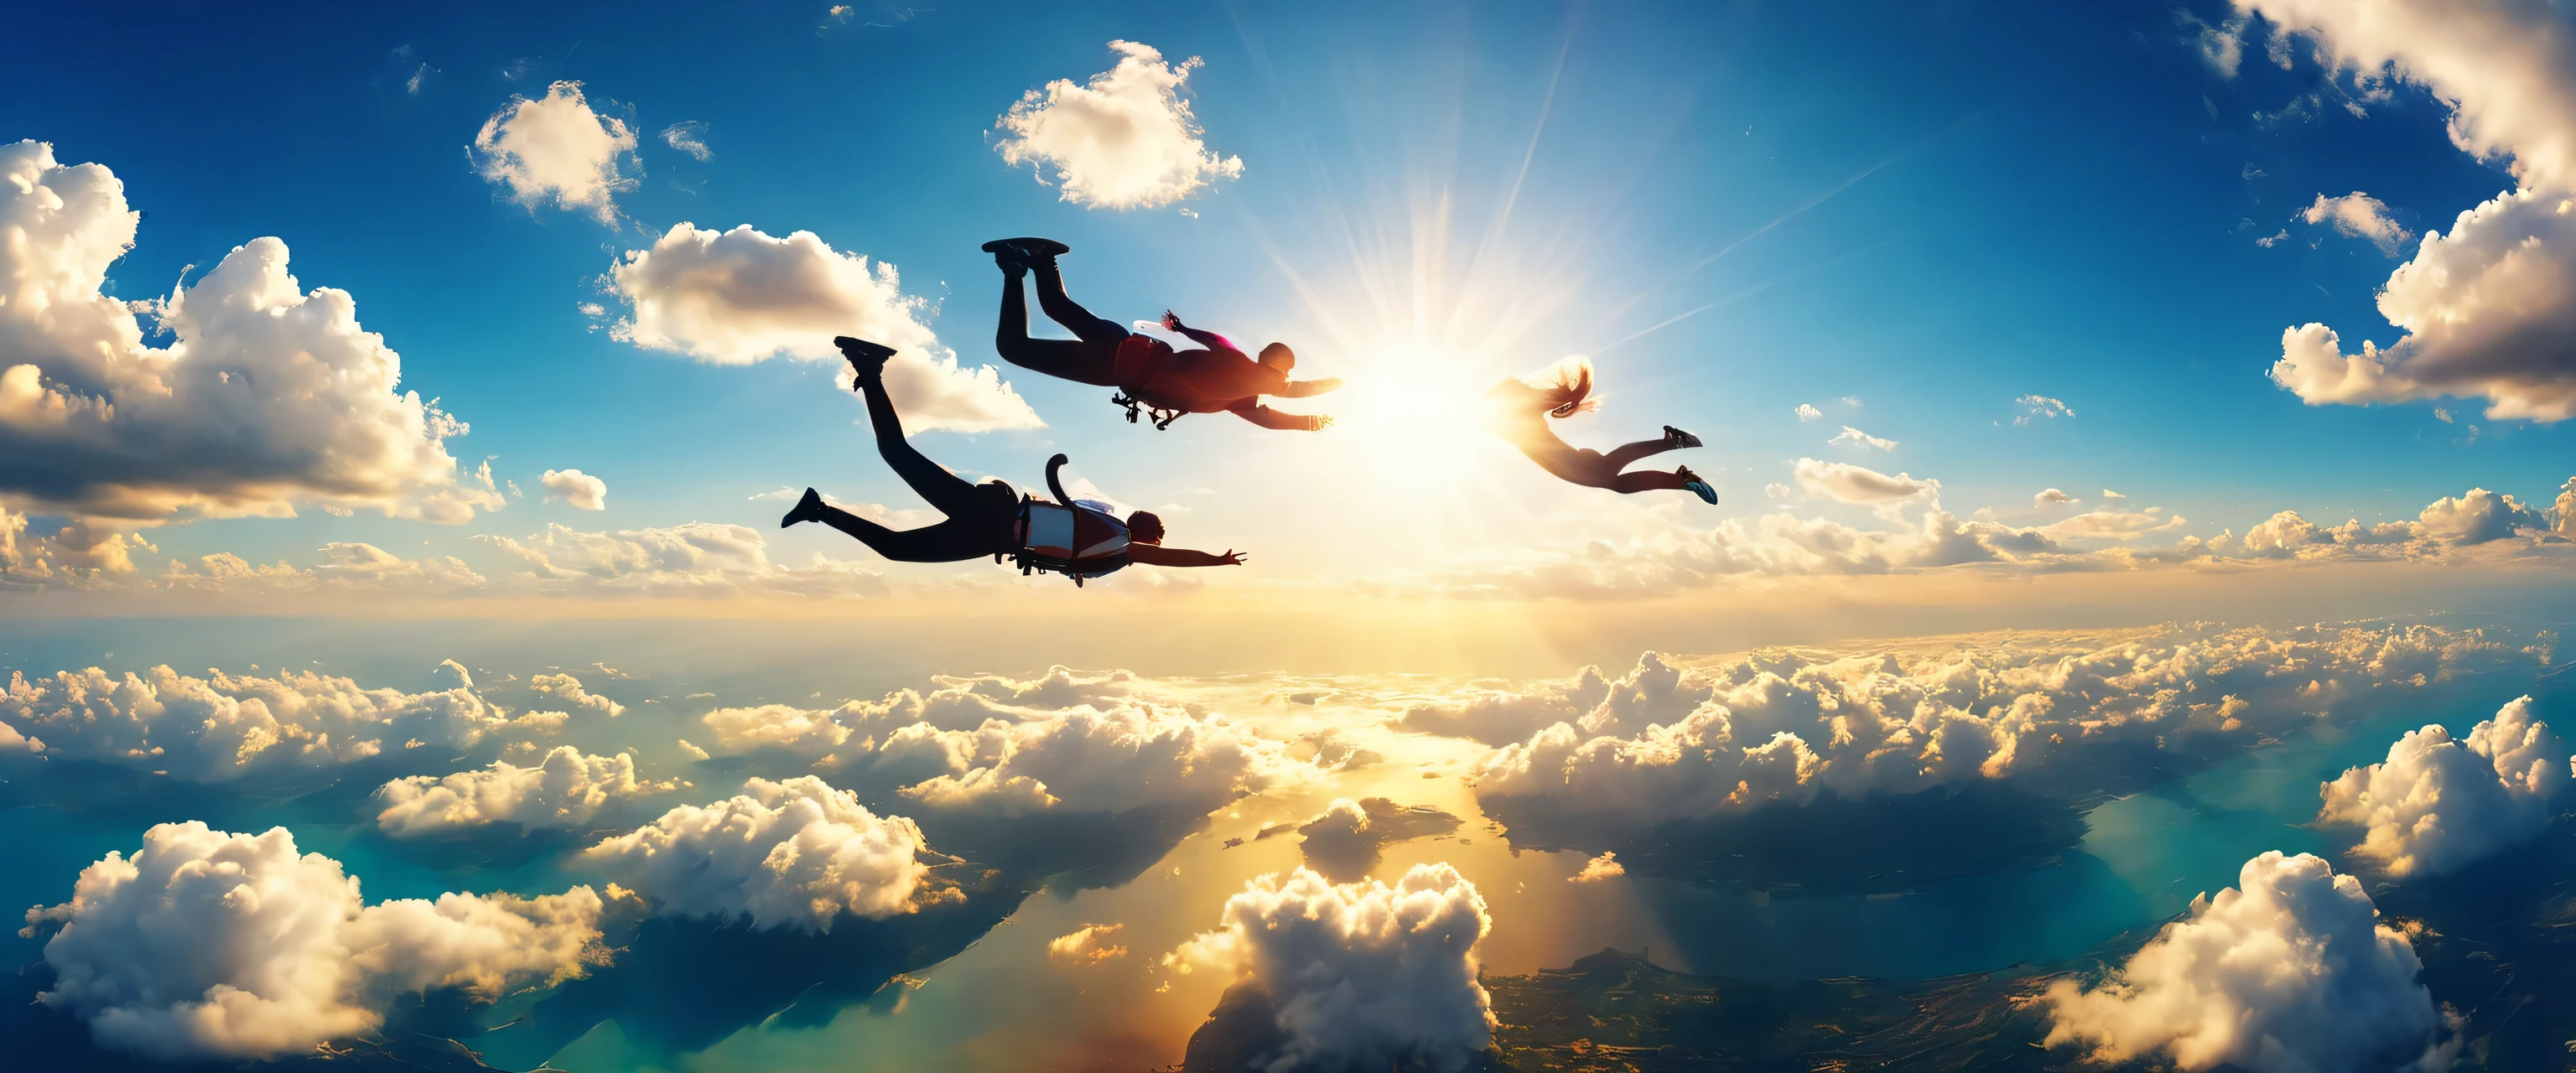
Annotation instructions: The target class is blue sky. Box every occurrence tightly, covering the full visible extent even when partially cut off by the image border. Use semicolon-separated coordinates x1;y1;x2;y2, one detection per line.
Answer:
3;0;2570;616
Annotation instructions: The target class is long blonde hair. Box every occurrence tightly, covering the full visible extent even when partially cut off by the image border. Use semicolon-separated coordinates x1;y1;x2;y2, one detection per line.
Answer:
1520;355;1600;418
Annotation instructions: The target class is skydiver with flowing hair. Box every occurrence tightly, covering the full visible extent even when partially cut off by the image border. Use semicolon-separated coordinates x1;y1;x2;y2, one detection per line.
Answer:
1489;356;1718;503
780;336;1245;583
983;236;1342;431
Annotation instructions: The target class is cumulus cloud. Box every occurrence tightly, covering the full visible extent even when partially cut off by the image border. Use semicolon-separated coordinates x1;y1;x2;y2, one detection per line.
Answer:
576;775;938;932
605;222;1039;433
2033;487;2076;507
2014;395;2074;424
0;141;501;526
691;669;1311;817
1168;864;1493;1072
476;520;889;598
1793;403;1824;421
1472;623;2537;822
2302;191;2417;254
374;746;661;836
1048;922;1128;967
994;40;1244;210
2244;0;2576;420
2318;696;2570;876
21;822;604;1060
1792;458;1938;514
1828;425;1897;451
470;81;638;223
2;663;562;781
532;671;625;717
2041;851;2449;1072
1569;852;1626;884
541;468;608;511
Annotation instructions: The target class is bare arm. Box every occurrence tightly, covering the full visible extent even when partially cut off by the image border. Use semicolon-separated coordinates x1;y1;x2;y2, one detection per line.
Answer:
1127;543;1245;568
1273;376;1344;398
1228;399;1332;431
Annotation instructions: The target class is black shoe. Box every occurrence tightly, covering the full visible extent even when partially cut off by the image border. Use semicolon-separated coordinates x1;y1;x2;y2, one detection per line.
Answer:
1664;425;1703;449
982;236;1069;266
834;336;896;382
781;487;826;528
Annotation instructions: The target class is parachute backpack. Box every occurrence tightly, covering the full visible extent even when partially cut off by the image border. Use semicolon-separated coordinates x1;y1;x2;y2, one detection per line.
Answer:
1004;454;1132;586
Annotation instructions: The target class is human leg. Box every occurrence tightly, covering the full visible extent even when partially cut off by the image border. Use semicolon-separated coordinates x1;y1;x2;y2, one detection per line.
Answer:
992;257;1121;384
1599;438;1680;471
849;360;986;518
1027;259;1135;346
813;509;999;562
1608;468;1691;494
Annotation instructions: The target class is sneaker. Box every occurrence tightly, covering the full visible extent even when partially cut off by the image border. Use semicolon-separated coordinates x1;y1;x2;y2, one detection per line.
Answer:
1675;466;1719;505
1663;425;1702;449
834;336;896;381
781;487;826;528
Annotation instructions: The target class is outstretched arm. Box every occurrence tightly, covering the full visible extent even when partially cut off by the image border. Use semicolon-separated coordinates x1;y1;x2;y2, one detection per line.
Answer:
1228;399;1332;432
1161;311;1239;354
1273;376;1344;399
1126;544;1246;568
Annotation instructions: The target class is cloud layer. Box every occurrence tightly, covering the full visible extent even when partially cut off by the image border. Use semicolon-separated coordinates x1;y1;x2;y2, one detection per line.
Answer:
22;822;604;1060
3;663;569;781
2042;851;2447;1071
1169;863;1494;1071
606;222;1039;433
0;141;500;527
1468;623;2537;822
2318;695;2571;876
688;668;1315;816
995;40;1244;209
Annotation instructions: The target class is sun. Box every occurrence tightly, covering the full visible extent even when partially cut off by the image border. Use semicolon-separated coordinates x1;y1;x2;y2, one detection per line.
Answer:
1324;340;1499;483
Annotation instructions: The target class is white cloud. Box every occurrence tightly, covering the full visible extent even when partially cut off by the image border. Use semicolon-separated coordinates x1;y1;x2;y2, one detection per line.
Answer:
1792;458;1938;514
470;81;638;223
1828;425;1897;451
1568;852;1625;884
1794;403;1823;422
994;40;1244;210
690;670;1313;816
606;222;1039;433
2014;395;2074;425
476;520;889;598
375;746;660;837
2302;191;2416;254
532;671;625;717
1048;922;1128;967
2558;476;2576;536
2033;488;2077;508
2041;851;2449;1072
2318;696;2570;876
0;142;501;526
21;822;604;1060
1472;624;2539;822
576;775;939;932
2241;1;2576;420
1167;864;1493;1072
3;664;561;781
540;469;608;511
891;702;1316;816
659;121;712;162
